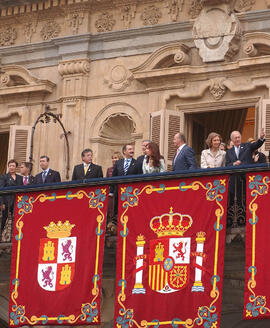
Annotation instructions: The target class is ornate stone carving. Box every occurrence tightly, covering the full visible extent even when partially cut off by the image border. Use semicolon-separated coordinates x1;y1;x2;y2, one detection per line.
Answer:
192;2;241;62
234;0;255;12
166;0;184;22
104;64;133;91
66;11;84;35
141;5;162;26
58;59;90;76
120;5;136;29
65;4;90;35
265;0;270;8
95;12;116;32
209;78;227;100
40;21;61;40
243;32;270;57
189;0;203;19
0;73;10;87
0;26;17;46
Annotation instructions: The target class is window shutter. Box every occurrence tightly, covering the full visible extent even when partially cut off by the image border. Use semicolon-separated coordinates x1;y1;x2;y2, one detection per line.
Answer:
8;125;32;170
260;100;270;153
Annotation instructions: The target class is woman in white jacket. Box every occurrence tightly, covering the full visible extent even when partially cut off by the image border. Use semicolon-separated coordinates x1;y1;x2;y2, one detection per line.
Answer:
201;132;226;168
143;142;166;174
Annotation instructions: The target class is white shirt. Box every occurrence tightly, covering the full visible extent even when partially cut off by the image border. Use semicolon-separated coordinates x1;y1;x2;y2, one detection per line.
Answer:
234;145;240;158
174;144;186;164
142;158;166;174
200;149;226;168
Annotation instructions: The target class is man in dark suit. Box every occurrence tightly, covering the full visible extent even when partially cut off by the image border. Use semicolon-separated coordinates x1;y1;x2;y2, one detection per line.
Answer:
112;144;139;177
136;140;150;174
172;133;197;171
20;162;35;185
226;129;265;166
0;159;23;241
110;144;140;220
34;155;61;184
72;148;103;181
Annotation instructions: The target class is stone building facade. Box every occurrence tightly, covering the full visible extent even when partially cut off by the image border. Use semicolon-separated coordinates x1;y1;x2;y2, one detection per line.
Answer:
0;0;269;176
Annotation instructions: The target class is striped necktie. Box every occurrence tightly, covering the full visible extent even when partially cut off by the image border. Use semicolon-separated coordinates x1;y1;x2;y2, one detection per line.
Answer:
124;159;130;175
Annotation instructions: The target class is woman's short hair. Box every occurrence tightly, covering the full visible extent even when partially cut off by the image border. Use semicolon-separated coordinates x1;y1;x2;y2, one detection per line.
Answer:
205;132;222;148
8;159;18;167
112;151;123;160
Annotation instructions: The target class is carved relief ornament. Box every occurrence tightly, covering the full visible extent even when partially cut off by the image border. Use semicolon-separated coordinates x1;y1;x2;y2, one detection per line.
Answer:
58;59;90;76
141;5;162;26
209;78;227;100
0;26;17;46
189;0;203;19
120;4;136;29
192;3;241;62
65;4;90;35
104;64;133;91
95;12;116;32
234;0;255;12
166;0;184;22
40;21;61;40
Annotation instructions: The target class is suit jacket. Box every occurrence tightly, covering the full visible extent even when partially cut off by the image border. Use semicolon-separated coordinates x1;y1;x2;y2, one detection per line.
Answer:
136;155;146;174
226;139;265;166
72;163;103;181
35;169;61;184
112;158;140;177
0;173;23;206
173;145;197;171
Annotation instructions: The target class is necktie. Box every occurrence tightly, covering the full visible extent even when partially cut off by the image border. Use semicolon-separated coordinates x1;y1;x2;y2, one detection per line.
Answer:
42;171;46;183
174;148;180;164
235;147;240;159
23;176;28;186
84;165;88;175
124;159;130;175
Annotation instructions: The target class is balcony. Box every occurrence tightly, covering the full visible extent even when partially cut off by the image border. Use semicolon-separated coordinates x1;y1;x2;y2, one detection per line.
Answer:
0;164;270;327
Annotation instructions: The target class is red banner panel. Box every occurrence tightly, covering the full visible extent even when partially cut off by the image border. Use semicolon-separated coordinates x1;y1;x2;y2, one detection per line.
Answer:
114;176;229;328
9;186;108;327
244;171;270;320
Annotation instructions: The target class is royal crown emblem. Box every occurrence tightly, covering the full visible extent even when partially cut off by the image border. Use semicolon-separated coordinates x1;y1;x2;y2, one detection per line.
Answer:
132;208;207;295
37;220;77;292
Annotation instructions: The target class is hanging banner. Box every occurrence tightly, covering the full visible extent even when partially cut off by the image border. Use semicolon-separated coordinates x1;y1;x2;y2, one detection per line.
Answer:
114;175;229;328
9;186;108;327
244;171;270;320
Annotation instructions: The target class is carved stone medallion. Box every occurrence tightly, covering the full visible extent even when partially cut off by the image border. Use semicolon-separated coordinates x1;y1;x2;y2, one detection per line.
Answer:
104;64;133;91
141;5;162;26
192;3;241;62
209;78;227;100
95;12;116;32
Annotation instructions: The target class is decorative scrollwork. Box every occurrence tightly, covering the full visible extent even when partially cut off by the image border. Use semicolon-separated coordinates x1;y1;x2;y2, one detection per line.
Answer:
95;12;116;32
89;188;106;208
40;21;61;40
0;26;17;46
141;5;162;26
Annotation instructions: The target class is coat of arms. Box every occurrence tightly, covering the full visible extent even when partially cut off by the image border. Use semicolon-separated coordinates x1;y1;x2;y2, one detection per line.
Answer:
37;220;76;292
132;208;206;294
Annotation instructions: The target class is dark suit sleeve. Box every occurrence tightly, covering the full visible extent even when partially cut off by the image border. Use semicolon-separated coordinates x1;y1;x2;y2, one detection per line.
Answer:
55;171;61;182
250;139;264;152
98;166;103;178
186;148;197;170
226;150;234;167
72;167;77;181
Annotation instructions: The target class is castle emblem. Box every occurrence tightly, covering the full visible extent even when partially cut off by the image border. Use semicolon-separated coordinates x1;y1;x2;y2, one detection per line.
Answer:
37;220;76;292
133;208;206;294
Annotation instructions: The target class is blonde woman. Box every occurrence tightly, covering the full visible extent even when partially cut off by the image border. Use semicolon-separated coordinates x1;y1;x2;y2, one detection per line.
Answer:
201;132;226;168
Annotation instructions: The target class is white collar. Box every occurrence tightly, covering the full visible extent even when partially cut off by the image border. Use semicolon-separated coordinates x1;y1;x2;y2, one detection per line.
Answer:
178;144;186;152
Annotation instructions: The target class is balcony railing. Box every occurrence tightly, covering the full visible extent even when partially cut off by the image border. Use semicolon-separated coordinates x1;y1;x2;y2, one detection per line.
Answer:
1;164;270;327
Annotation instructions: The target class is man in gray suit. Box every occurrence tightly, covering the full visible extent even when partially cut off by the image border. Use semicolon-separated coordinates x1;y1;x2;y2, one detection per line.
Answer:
172;133;197;171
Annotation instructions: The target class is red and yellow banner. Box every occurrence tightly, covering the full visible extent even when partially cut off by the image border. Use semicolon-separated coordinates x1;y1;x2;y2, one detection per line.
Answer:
244;171;270;320
114;176;229;328
9;186;108;327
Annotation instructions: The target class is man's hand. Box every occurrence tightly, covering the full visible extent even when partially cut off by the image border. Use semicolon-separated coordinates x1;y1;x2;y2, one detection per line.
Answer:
260;128;265;140
233;160;242;166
